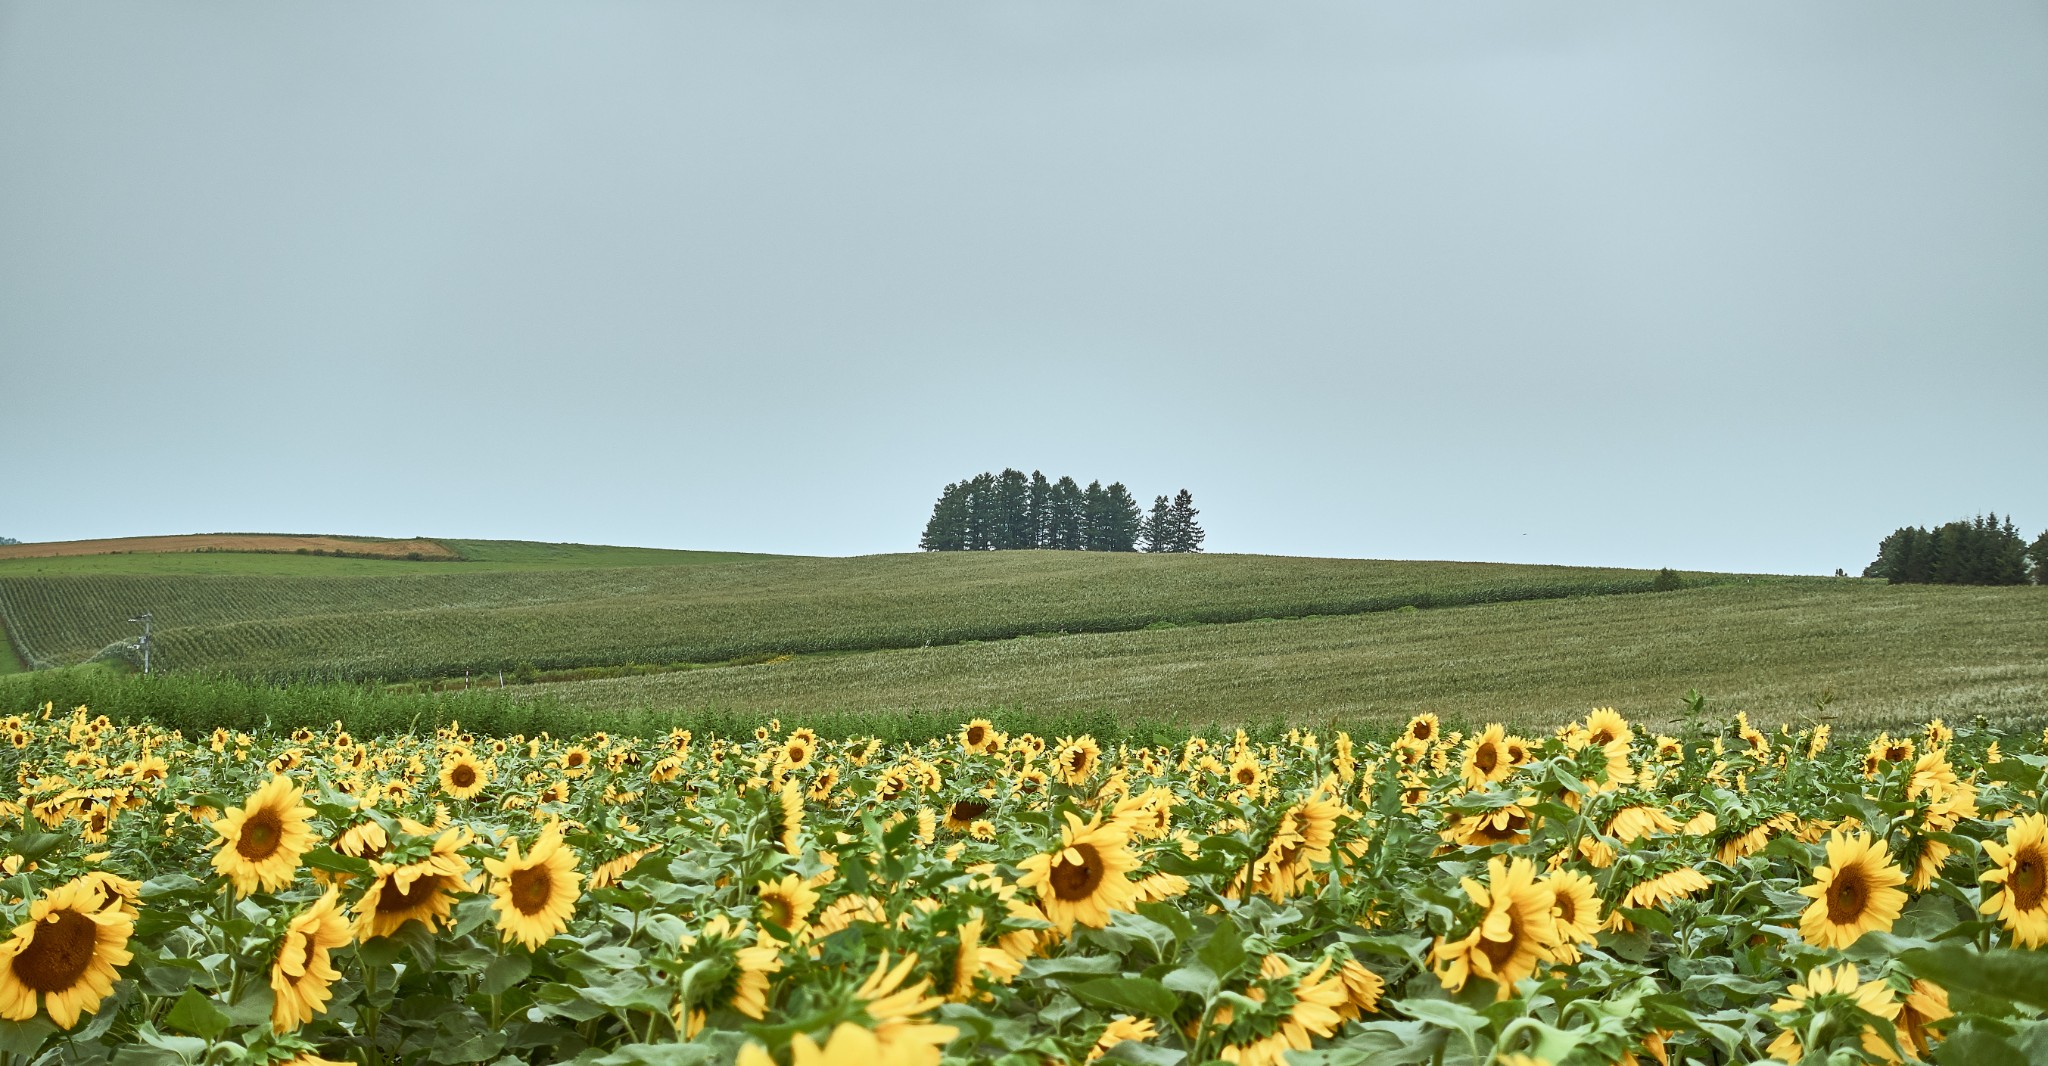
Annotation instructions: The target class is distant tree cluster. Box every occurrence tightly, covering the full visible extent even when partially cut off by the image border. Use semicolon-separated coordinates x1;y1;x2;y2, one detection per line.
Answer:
0;537;17;546
920;470;1204;553
1863;513;2045;585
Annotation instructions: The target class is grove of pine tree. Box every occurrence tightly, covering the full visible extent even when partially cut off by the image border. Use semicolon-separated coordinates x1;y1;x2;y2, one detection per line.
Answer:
919;470;1198;552
1863;513;2043;585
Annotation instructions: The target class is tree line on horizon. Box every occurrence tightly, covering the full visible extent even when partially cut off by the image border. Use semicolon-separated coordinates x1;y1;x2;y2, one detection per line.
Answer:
919;470;1205;553
1863;512;2048;585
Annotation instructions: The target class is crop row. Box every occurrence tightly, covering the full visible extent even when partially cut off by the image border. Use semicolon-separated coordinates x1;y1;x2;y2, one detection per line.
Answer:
0;554;1726;681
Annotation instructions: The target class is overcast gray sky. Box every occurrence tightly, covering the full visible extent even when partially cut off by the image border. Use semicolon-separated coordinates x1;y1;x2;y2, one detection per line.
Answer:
3;2;2043;573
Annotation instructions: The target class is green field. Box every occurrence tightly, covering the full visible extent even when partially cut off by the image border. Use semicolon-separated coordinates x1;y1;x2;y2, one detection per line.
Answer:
517;580;2047;732
0;547;1733;679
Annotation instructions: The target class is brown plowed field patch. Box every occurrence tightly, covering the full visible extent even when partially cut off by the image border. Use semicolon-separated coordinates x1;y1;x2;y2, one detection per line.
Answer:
0;534;458;560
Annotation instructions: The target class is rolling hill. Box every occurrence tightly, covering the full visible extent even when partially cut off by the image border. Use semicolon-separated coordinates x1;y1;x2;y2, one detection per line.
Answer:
2;534;1729;679
1;533;2037;733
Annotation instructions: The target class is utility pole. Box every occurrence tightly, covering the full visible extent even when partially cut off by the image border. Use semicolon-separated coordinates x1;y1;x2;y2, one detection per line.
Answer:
127;612;152;676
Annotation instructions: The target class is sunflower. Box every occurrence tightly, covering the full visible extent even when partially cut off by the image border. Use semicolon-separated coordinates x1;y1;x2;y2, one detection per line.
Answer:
354;828;473;940
1055;735;1102;785
1334;958;1385;1019
770;781;804;854
1212;955;1348;1066
855;952;959;1066
1016;812;1143;932
731;937;784;1020
210;775;318;897
1582;708;1633;749
485;826;582;950
1226;754;1265;793
1764;962;1899;1065
960;719;998;754
1540;869;1603;963
588;844;662;890
1088;1015;1159;1062
1892;978;1950;1059
1460;725;1513;789
1607;806;1679;843
560;746;593;777
0;880;134;1029
1797;832;1908;949
270;888;351;1032
68;873;140;920
945;915;1022;1002
1430;856;1558;999
438;753;489;800
737;1024;888;1066
756;874;819;942
1403;713;1440;745
1244;788;1341;901
1610;865;1712;928
1980;813;2048;947
944;798;992;833
780;735;814;770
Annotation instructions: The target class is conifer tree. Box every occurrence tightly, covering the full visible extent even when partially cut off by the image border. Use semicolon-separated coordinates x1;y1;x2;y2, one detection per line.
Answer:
1141;495;1172;553
963;472;999;551
1166;489;1206;553
1866;514;2029;584
919;482;970;551
1100;483;1143;551
1027;470;1052;549
1083;481;1111;551
1048;477;1085;550
2029;529;2048;585
993;468;1033;550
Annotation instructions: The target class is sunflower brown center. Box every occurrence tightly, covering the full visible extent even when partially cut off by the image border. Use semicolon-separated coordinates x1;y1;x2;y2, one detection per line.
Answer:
510;866;555;916
951;801;990;822
1236;768;1257;785
14;910;96;993
1477;925;1521;969
1590;730;1615;746
1048;844;1105;902
1826;866;1869;923
2012;847;2045;912
237;808;285;861
450;764;477;789
966;726;986;747
1555;894;1577;924
1474;744;1499;774
378;873;442;916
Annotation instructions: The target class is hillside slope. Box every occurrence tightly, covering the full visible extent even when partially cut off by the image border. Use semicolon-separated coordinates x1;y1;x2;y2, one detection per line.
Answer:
520;582;2047;731
0;549;1741;679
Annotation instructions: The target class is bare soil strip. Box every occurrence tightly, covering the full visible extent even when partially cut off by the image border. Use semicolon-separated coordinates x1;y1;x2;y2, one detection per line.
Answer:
0;534;458;561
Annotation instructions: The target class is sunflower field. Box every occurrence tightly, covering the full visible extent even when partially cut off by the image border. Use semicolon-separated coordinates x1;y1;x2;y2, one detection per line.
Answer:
0;706;2044;1066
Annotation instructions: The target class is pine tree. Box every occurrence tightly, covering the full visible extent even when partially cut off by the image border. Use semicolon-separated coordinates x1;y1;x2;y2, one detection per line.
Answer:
1048;477;1085;550
2029;529;2048;585
1867;516;2028;585
919;483;970;551
1141;495;1172;553
993;468;1033;550
1083;481;1112;551
1100;483;1143;551
962;472;999;551
1027;470;1052;549
1166;489;1205;553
